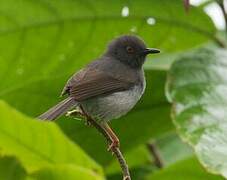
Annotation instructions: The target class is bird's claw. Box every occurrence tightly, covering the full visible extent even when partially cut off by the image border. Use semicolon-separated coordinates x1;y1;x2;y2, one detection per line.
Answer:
66;109;92;126
66;109;82;117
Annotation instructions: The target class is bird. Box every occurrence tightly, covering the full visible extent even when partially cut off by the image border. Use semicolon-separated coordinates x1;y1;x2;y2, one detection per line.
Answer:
38;35;160;150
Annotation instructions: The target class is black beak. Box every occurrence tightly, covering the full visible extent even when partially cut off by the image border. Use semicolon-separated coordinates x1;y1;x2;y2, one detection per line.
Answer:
143;48;160;55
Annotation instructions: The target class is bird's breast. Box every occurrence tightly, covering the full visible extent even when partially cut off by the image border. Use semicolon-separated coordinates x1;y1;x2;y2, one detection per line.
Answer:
80;82;145;122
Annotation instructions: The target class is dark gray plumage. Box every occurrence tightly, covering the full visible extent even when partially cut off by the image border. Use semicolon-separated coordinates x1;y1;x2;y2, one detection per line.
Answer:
38;35;160;122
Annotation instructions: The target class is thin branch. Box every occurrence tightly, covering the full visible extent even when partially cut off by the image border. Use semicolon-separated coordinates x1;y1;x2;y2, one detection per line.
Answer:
87;118;131;180
147;142;164;169
183;0;190;12
68;107;131;179
66;107;130;179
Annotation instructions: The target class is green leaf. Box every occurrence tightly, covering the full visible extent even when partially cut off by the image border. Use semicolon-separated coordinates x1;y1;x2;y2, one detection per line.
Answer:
0;100;102;176
146;157;223;180
166;48;227;177
30;164;103;180
0;0;214;168
0;156;26;180
157;133;193;166
0;0;215;115
0;156;103;180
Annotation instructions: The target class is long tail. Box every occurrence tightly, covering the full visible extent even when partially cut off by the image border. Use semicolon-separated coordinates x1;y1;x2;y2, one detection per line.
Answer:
38;97;78;121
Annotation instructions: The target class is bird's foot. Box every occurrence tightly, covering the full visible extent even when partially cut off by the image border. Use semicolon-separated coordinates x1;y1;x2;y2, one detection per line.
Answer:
66;109;92;126
66;108;83;117
108;139;120;152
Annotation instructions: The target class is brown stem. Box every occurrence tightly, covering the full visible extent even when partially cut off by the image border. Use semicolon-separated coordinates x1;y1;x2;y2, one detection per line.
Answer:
183;0;190;12
147;142;164;169
87;118;131;180
77;106;131;180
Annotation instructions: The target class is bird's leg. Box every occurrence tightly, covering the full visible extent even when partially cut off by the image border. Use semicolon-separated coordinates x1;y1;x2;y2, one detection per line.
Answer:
100;122;120;151
79;106;112;145
82;116;130;180
79;106;119;151
67;109;120;157
79;106;131;180
78;106;92;126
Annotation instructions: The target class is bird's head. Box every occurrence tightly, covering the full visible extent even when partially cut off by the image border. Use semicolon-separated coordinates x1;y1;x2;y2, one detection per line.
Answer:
105;35;160;68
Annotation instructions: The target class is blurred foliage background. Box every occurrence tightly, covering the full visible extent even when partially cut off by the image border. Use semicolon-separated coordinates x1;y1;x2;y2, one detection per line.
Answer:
0;0;227;179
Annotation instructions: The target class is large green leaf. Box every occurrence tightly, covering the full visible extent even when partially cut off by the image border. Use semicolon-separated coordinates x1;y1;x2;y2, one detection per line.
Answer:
30;164;103;180
0;0;215;114
146;157;223;180
0;156;103;180
0;156;26;180
0;101;102;176
0;0;214;168
156;133;193;166
166;48;227;177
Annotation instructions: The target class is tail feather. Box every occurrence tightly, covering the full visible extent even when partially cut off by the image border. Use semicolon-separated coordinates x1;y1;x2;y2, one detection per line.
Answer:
38;97;77;121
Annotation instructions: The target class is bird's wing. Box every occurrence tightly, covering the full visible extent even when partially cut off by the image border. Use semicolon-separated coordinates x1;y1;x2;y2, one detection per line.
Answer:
61;67;134;101
61;68;88;96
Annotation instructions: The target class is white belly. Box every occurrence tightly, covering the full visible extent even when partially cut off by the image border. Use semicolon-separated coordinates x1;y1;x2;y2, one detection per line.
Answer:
80;83;145;122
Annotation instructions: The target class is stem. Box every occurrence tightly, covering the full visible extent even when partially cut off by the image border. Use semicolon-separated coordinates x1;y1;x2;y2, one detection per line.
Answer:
147;142;164;168
68;107;131;180
87;118;131;180
71;106;130;179
184;0;190;12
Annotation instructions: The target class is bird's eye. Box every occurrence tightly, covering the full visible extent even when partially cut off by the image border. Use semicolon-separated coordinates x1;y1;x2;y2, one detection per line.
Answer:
126;46;134;53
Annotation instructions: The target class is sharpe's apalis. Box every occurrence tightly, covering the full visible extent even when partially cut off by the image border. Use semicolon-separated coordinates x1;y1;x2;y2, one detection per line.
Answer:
38;35;160;152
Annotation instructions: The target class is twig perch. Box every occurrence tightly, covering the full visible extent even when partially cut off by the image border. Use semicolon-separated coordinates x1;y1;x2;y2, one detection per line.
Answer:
68;108;131;180
86;117;131;180
147;142;164;169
